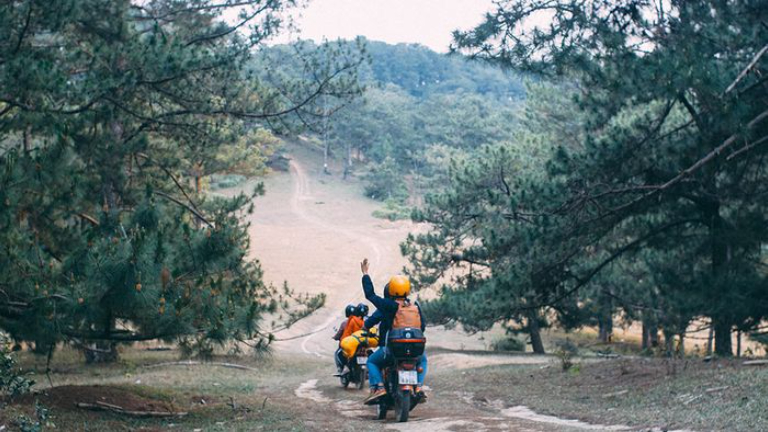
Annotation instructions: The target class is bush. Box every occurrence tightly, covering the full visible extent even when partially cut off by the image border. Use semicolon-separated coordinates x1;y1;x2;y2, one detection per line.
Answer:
210;174;246;190
554;338;579;372
1;336;33;399
372;198;412;221
491;337;525;352
363;157;409;202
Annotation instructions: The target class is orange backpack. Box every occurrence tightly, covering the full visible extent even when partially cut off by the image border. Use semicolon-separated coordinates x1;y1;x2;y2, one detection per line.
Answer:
392;298;422;329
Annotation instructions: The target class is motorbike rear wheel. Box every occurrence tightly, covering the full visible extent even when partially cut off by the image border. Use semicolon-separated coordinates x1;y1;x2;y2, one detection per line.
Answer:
356;368;366;390
395;390;411;422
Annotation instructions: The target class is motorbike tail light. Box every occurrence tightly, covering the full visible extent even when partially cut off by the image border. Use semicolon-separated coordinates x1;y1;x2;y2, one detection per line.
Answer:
417;367;423;373
400;363;416;370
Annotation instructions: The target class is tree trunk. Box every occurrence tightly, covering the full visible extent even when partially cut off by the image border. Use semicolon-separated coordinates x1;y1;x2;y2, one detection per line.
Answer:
713;319;732;356
597;291;613;343
677;333;685;357
706;326;714;356
641;315;658;350
323;141;331;175
736;330;742;357
663;329;675;357
598;317;613;343
528;312;545;354
343;143;352;179
709;203;732;356
642;318;650;350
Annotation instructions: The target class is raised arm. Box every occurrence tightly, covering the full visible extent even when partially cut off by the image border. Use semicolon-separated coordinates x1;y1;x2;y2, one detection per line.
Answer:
361;258;398;314
364;309;384;330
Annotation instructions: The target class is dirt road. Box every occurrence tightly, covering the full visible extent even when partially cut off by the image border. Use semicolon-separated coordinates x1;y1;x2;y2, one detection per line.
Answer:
242;146;640;431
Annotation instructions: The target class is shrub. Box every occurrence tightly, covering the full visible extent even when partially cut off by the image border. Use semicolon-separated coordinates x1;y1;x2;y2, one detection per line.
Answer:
554;338;579;372
210;174;247;190
491;337;525;352
1;336;33;399
372;198;412;221
363;157;409;202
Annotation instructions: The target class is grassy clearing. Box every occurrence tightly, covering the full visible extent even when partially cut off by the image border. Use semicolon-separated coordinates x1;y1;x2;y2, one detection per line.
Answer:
438;356;768;431
0;346;336;432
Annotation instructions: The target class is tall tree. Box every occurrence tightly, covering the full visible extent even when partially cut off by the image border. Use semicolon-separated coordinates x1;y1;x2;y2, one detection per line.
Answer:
447;0;768;356
406;1;768;356
0;0;362;360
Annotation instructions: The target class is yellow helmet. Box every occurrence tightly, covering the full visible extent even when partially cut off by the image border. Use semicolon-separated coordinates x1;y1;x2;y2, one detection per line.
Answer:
387;275;411;297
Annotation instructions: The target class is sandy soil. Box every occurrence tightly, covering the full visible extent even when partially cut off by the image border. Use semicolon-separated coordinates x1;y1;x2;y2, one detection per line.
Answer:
241;144;499;357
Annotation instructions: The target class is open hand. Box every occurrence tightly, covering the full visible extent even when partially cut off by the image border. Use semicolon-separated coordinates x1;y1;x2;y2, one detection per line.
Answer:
361;258;369;275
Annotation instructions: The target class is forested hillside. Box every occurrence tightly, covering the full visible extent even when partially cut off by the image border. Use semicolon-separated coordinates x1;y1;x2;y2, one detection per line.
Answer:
272;40;527;212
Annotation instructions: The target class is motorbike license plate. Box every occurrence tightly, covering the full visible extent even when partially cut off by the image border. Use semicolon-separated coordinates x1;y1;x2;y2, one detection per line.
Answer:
398;370;418;385
356;356;367;365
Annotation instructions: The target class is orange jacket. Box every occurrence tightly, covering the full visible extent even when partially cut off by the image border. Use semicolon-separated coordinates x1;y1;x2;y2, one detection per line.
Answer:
340;316;364;341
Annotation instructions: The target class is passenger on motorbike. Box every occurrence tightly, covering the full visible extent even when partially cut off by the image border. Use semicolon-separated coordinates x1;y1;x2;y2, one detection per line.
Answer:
339;303;376;360
359;258;427;404
332;304;364;376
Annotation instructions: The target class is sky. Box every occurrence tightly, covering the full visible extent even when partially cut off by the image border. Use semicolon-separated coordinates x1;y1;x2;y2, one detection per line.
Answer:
271;0;497;53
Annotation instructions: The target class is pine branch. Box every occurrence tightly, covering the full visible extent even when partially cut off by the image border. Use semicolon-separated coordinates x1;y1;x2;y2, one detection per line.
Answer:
153;191;214;228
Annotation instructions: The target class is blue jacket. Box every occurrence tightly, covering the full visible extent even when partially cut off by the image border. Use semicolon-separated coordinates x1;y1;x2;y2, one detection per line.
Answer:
362;275;425;346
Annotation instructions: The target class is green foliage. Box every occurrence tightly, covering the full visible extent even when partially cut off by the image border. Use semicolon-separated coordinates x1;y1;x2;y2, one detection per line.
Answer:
405;0;768;358
554;339;579;372
372;198;413;221
363;157;409;202
0;0;354;359
14;400;50;432
270;40;524;195
490;337;525;352
210;174;247;190
1;336;33;399
213;128;281;178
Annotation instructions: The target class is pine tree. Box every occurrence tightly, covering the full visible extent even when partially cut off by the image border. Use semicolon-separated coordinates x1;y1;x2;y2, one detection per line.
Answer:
412;0;768;355
0;0;362;361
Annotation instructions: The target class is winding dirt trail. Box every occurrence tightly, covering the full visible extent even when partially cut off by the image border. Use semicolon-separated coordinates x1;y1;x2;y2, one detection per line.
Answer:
243;146;643;431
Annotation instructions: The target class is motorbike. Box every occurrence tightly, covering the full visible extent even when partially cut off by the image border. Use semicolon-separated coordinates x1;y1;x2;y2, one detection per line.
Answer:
340;346;372;389
373;327;426;422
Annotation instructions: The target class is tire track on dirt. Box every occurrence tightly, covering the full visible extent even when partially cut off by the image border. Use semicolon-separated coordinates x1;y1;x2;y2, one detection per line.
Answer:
286;159;388;358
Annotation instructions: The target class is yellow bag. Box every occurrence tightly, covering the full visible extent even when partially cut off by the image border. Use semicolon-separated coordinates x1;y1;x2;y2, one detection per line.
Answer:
340;328;379;359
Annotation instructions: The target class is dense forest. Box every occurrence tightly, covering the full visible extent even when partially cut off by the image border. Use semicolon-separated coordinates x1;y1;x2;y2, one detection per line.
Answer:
284;41;527;219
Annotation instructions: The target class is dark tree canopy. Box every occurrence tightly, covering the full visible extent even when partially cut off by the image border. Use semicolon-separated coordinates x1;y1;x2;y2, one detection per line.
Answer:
406;0;768;355
0;0;362;359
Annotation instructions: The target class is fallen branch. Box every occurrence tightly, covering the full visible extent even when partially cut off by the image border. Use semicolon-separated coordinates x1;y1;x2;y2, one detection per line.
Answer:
602;389;629;398
142;360;259;372
705;386;730;393
76;401;187;418
743;359;768;366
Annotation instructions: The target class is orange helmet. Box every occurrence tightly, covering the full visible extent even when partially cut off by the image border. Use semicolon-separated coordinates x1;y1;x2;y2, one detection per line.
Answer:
387;275;411;297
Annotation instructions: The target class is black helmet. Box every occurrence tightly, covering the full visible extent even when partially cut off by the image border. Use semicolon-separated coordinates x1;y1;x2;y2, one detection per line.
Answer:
355;303;369;317
345;304;356;317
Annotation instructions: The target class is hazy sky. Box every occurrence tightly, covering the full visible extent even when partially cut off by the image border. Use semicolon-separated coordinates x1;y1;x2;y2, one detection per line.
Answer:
272;0;497;52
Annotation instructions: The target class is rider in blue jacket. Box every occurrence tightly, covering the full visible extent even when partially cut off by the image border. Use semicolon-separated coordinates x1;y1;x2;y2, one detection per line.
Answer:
360;258;427;404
